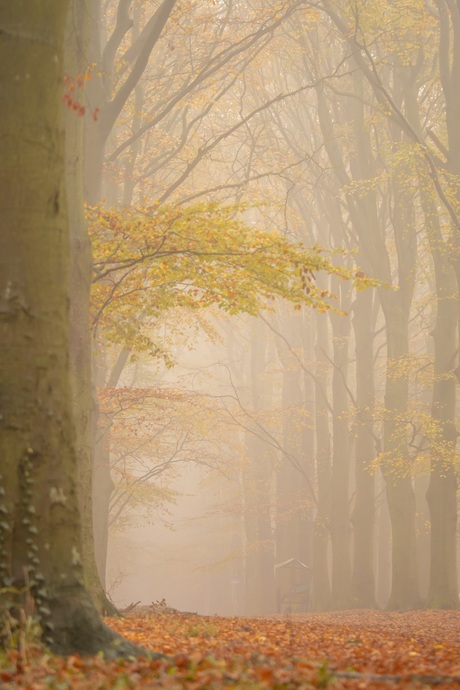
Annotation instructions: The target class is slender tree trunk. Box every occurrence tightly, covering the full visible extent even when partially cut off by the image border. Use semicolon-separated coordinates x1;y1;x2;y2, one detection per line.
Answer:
312;309;331;610
425;0;460;609
329;279;352;609
82;0;179;589
322;3;459;610
380;299;420;609
275;312;314;612
425;209;459;608
92;346;130;590
300;310;316;573
415;477;430;601
346;59;419;610
376;480;391;608
243;319;276;615
351;287;377;607
243;436;275;615
122;3;144;207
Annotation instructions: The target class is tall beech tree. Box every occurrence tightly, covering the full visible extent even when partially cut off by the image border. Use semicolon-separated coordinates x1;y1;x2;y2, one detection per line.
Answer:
0;0;145;656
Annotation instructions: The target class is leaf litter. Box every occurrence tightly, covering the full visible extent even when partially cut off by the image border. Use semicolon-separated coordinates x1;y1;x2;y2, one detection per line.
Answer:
1;609;460;689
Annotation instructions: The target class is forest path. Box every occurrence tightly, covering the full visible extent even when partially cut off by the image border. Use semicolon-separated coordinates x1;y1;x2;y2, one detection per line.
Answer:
2;609;459;688
107;608;460;687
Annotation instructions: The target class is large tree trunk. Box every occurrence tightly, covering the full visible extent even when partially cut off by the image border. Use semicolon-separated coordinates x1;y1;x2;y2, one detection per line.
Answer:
0;0;143;656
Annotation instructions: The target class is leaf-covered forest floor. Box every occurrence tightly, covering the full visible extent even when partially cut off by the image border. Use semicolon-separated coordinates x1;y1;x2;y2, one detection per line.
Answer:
2;609;460;689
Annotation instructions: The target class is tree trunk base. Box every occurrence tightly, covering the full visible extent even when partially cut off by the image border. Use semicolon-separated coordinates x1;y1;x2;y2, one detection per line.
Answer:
46;590;162;658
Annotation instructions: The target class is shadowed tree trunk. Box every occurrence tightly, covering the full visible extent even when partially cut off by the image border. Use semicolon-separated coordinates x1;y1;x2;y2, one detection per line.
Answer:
65;0;121;616
0;0;146;656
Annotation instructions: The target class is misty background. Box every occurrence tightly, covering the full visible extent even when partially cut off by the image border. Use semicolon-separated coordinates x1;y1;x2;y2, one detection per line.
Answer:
79;0;460;615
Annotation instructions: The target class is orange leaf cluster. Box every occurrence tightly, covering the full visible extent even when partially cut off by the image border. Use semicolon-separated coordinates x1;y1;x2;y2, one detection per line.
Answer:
63;72;91;117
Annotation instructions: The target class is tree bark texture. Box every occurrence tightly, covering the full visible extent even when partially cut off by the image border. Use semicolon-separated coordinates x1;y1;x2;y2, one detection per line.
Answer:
0;1;145;655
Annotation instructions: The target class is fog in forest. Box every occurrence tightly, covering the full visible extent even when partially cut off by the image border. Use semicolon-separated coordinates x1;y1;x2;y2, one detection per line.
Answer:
106;336;251;616
70;0;460;616
102;304;429;616
5;0;460;671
